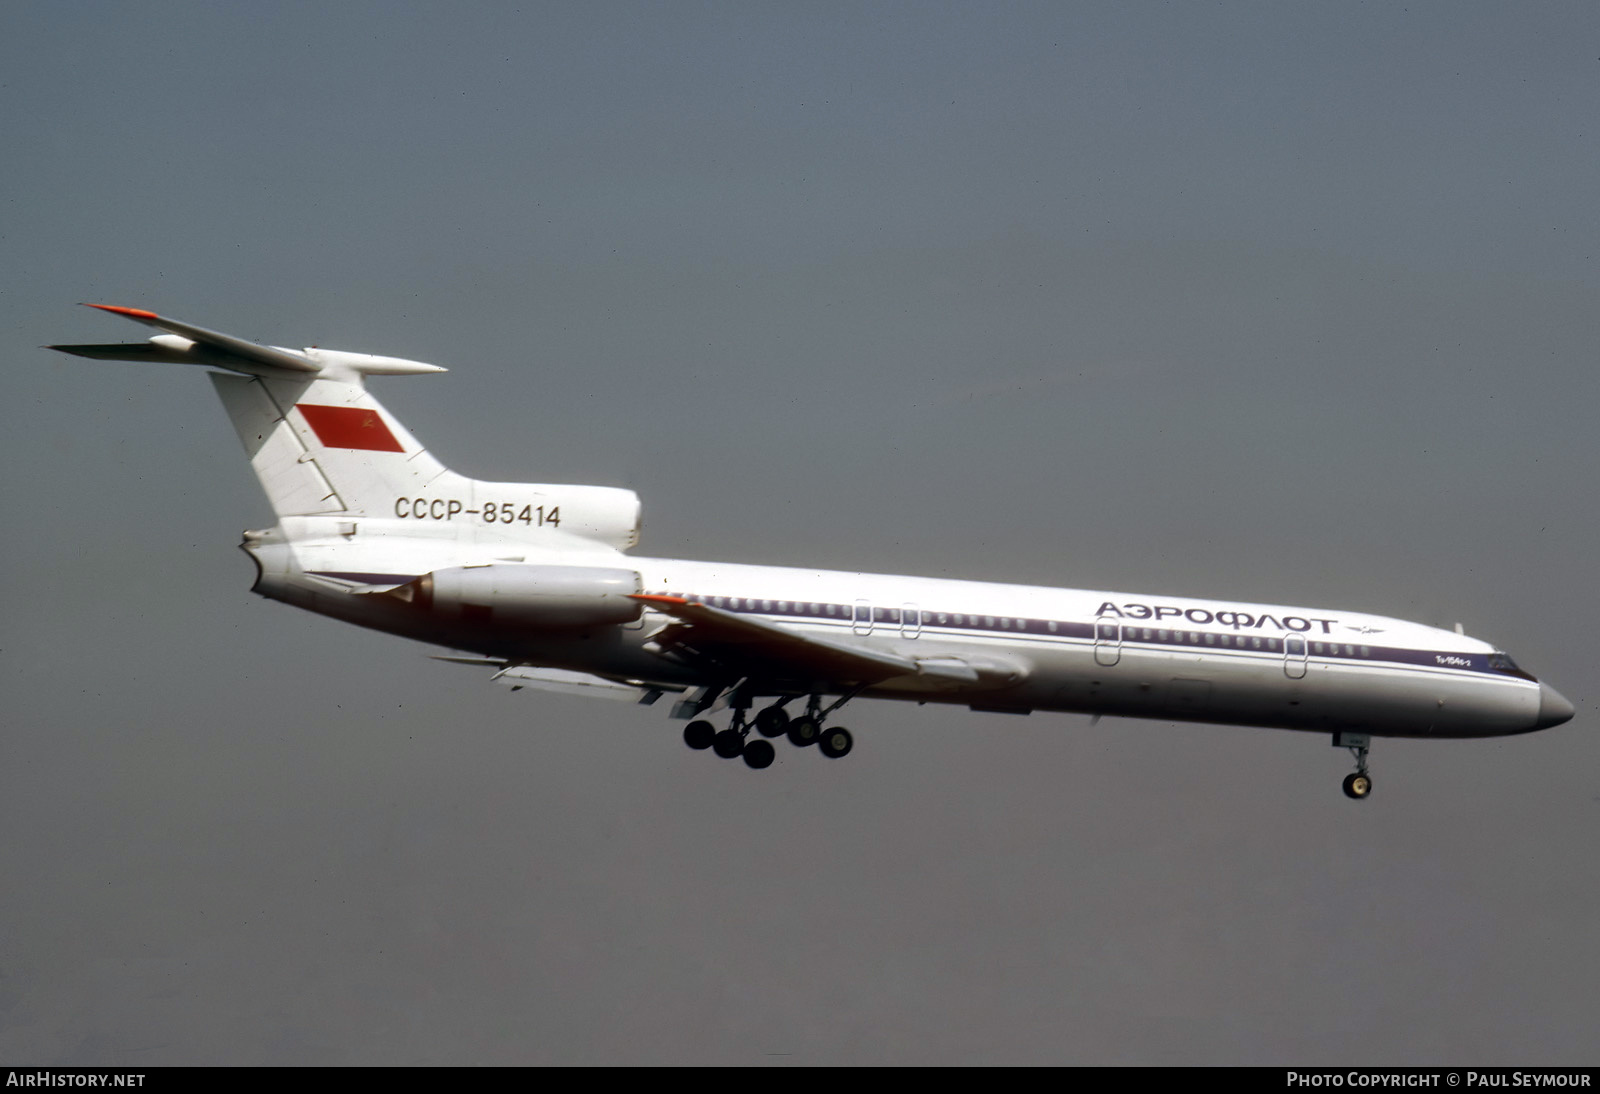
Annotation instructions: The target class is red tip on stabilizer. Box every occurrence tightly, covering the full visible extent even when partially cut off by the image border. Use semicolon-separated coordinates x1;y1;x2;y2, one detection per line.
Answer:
82;303;159;320
630;594;690;605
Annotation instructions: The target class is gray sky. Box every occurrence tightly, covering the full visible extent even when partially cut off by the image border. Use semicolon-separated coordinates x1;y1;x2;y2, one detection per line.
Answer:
2;0;1597;1065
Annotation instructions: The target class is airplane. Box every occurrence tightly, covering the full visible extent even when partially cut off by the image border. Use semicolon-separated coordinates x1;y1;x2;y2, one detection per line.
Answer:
49;304;1575;799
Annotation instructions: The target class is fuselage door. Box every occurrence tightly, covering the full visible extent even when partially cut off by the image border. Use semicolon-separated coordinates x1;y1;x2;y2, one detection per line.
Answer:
1094;620;1122;667
1284;634;1308;679
901;602;922;640
853;599;874;636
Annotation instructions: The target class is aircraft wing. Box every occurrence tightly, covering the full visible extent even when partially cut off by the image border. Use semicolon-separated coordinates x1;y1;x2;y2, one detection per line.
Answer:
634;595;1024;689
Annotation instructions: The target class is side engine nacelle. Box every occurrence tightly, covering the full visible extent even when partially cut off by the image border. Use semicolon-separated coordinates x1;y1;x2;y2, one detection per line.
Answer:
387;564;643;629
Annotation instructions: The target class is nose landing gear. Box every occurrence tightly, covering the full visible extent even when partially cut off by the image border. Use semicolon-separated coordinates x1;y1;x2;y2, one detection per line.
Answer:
1334;732;1372;800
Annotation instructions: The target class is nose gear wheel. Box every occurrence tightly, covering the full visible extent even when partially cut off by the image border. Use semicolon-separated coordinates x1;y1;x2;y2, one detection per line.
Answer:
1342;772;1372;799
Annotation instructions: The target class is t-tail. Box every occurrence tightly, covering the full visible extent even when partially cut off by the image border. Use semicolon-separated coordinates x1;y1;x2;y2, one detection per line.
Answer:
48;306;643;573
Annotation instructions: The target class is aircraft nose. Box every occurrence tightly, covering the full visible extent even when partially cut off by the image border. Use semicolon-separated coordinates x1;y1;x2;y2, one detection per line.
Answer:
1534;684;1575;730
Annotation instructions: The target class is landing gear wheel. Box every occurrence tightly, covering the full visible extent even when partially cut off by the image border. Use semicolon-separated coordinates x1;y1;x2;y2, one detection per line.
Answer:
787;717;821;748
742;739;776;769
683;720;715;751
754;706;790;738
1342;772;1372;800
712;729;745;759
819;726;854;759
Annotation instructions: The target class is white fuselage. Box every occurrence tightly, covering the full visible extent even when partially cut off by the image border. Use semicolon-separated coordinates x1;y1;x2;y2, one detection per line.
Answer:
244;513;1549;741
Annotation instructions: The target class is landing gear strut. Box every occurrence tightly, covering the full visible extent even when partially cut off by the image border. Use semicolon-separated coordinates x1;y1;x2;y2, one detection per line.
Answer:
1335;732;1372;800
714;703;750;759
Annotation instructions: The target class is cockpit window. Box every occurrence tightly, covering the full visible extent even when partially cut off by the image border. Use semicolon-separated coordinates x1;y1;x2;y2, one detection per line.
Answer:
1488;651;1538;682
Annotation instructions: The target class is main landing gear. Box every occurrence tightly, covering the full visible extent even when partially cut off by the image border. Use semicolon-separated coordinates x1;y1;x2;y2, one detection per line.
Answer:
681;711;775;769
1335;732;1373;800
681;691;859;770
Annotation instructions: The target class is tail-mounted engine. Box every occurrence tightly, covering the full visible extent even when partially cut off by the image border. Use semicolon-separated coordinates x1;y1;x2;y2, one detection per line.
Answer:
386;564;643;629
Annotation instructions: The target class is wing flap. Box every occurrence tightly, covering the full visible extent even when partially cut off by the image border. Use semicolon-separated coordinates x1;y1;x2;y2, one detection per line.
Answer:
633;595;1027;689
636;594;917;683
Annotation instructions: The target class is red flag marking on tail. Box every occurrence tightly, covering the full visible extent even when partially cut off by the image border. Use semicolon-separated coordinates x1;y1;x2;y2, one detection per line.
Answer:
298;405;404;452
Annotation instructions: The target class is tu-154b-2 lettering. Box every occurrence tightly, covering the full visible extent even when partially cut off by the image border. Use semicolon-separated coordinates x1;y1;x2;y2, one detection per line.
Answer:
51;305;1575;798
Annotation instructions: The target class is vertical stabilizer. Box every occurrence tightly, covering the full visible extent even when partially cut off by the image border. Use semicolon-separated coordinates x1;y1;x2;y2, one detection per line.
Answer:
209;373;462;517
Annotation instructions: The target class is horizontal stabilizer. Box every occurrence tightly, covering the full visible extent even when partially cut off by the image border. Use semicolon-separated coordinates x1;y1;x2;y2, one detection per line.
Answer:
73;303;320;373
49;305;446;381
